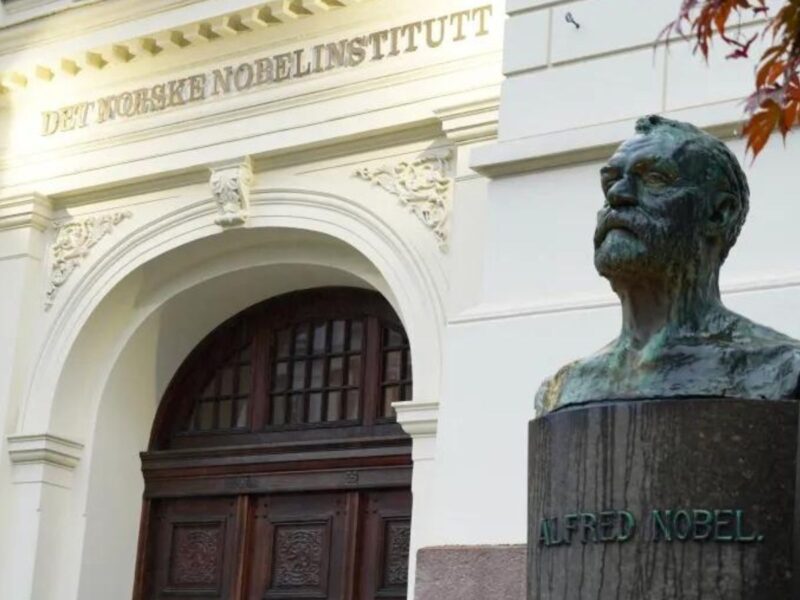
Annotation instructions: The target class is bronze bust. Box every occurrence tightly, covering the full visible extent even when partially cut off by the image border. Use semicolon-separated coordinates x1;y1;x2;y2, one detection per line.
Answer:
536;115;800;414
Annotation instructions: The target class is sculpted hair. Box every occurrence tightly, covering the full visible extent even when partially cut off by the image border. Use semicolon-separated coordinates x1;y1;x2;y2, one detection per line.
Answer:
635;114;750;262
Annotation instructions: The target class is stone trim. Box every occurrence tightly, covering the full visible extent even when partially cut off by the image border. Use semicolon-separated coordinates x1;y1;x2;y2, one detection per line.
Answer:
8;433;84;487
394;401;438;461
0;0;375;94
7;432;83;469
0;193;53;232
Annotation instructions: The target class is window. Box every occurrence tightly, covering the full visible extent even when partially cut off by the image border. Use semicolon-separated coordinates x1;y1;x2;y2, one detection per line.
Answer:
152;287;412;450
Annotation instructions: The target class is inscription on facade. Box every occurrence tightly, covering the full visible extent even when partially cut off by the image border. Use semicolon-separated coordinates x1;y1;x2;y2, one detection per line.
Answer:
539;509;765;547
41;5;493;136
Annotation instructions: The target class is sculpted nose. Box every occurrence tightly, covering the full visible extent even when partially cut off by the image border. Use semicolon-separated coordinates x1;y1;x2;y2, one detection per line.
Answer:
606;179;637;208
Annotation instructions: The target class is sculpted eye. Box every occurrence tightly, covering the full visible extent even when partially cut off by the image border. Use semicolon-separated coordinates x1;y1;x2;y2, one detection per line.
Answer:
642;171;671;186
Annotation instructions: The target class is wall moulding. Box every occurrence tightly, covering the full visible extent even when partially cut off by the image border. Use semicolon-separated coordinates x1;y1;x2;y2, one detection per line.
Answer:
470;116;743;179
354;149;453;251
7;432;84;487
0;193;53;232
45;210;132;309
0;0;379;95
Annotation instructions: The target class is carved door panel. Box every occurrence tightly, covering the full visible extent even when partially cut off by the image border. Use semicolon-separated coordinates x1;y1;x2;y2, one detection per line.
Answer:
357;490;412;600
146;497;245;600
247;492;354;600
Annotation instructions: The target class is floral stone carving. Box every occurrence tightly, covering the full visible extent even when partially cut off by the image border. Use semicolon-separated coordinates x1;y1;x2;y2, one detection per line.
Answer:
46;211;132;309
210;156;253;227
354;149;452;250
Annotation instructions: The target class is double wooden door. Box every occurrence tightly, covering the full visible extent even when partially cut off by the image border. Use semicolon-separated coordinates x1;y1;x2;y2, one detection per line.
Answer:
144;488;411;600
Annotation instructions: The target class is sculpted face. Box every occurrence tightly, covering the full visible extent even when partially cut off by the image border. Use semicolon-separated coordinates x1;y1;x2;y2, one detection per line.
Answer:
594;131;710;280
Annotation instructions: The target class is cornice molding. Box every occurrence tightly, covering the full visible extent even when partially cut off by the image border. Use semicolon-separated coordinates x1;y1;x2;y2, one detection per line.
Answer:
0;193;53;231
394;400;439;438
0;54;499;177
435;94;499;145
470;119;744;179
7;432;83;470
0;0;375;94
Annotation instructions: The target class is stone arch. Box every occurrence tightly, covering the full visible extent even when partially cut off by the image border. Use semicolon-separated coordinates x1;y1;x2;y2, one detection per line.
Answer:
12;188;446;600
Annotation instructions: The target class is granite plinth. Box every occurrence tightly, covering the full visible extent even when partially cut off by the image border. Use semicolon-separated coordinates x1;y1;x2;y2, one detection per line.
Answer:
528;398;799;599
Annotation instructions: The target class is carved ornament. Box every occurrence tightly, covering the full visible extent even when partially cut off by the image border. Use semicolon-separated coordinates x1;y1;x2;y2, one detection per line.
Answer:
210;156;253;227
46;211;132;309
354;149;452;250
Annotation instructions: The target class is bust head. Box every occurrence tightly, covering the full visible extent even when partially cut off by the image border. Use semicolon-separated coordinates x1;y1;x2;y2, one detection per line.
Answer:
536;116;800;414
594;115;749;287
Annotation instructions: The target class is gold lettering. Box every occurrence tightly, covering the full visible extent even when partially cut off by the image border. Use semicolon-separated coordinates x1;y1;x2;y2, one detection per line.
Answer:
132;88;152;114
388;26;403;56
151;84;167;110
167;78;188;106
368;30;388;61
450;10;470;41
39;8;482;136
324;41;347;70
118;92;136;117
76;102;93;127
424;17;447;48
293;49;312;78
212;67;234;95
472;5;493;36
274;53;293;81
312;44;326;73
254;58;274;85
41;111;60;136
234;63;254;90
188;74;206;101
95;96;117;123
347;36;367;67
57;106;77;131
402;22;422;52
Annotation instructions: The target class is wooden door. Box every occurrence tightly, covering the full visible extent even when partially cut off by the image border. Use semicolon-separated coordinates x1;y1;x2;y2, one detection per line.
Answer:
142;490;411;600
145;497;247;600
247;492;352;599
357;490;411;600
136;289;414;600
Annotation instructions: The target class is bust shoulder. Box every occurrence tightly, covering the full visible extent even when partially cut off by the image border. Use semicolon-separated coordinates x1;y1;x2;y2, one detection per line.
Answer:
535;314;800;413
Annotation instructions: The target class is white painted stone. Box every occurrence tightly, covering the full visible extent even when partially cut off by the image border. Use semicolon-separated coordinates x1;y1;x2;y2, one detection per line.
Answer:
498;46;665;140
503;9;549;75
550;0;676;64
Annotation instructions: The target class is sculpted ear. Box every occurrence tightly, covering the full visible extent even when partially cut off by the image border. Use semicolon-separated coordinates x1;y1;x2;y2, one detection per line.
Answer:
708;191;740;238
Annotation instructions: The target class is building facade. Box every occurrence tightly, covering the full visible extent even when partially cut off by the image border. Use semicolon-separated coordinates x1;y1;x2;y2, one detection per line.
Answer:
0;0;798;599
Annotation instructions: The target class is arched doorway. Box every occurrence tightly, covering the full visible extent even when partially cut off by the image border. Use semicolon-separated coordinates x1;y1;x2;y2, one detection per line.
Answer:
133;287;413;599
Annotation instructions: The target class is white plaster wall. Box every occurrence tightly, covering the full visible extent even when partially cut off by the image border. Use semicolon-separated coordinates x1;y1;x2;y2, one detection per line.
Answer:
427;0;800;550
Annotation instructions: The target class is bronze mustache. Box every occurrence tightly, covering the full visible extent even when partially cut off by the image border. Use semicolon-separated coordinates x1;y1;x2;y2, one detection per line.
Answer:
594;210;653;248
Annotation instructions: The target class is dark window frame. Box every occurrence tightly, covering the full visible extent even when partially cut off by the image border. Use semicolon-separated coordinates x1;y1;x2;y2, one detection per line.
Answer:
149;287;412;451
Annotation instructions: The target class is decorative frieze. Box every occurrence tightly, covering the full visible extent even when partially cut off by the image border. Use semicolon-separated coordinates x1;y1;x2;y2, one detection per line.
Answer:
354;149;453;250
45;211;132;309
209;156;253;227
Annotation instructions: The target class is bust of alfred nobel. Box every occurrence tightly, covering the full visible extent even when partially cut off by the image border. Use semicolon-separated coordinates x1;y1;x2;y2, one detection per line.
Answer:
536;115;800;414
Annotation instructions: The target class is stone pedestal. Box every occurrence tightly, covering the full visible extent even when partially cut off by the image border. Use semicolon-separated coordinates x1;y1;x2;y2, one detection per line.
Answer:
528;398;799;599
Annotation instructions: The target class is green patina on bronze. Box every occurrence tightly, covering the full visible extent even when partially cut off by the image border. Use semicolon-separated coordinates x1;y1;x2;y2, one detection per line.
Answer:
536;115;800;413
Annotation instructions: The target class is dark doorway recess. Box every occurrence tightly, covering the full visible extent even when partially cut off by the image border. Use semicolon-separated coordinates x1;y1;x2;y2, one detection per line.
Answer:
133;287;413;600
